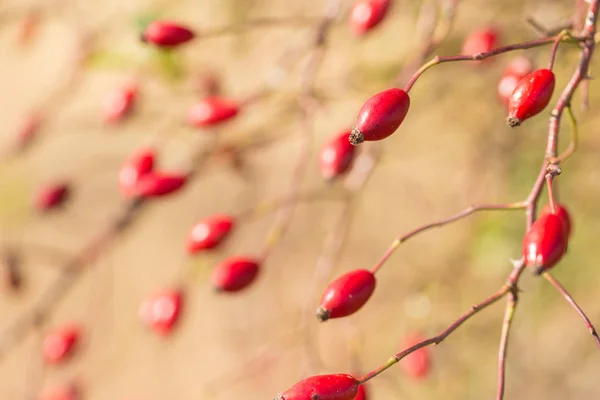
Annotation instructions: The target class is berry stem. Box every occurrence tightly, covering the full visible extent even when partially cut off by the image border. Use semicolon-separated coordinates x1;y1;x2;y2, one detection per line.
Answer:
545;174;558;214
496;285;519;400
370;202;526;274
542;272;600;350
358;281;515;385
547;30;571;70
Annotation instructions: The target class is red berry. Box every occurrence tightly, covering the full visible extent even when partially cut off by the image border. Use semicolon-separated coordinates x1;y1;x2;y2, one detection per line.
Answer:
275;374;360;400
522;213;568;274
188;97;239;127
15;112;41;150
320;130;356;181
42;324;80;365
211;256;260;292
141;21;195;47
350;88;410;145
497;57;534;106
139;290;183;336
102;83;137;124
133;172;187;198
39;384;81;400
354;382;368;400
119;148;156;197
400;333;431;380
316;269;376;321
34;182;70;212
186;214;235;254
506;69;555;127
540;202;572;238
461;26;499;62
349;0;391;36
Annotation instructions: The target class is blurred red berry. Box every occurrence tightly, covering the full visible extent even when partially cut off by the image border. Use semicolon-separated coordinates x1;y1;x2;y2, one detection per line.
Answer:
320;130;356;181
316;269;376;321
276;374;360;400
497;56;534;106
102;83;138;124
42;324;80;365
188;97;239;127
507;69;555;127
133;172;187;198
142;21;195;47
212;256;260;292
461;26;499;63
186;214;235;254
14;112;41;151
350;88;410;145
139;289;183;336
349;0;391;36
119;148;156;197
400;333;431;380
522;213;568;274
540;202;572;238
34;182;70;212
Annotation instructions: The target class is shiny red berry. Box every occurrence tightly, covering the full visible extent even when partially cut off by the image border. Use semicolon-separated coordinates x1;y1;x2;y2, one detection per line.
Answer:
212;256;260;292
507;68;555;127
540;202;572;238
42;324;80;365
133;172;187;198
141;21;195;47
350;88;410;145
188;97;239;127
102;83;137;124
497;56;534;106
275;374;360;400
349;0;391;36
316;269;376;321
320;130;356;181
119;148;156;197
400;333;431;380
34;182;70;212
139;289;183;336
522;213;568;274
39;384;81;400
186;214;235;254
461;26;499;62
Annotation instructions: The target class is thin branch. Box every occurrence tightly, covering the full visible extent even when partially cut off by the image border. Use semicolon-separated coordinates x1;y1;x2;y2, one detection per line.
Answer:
496;286;519;400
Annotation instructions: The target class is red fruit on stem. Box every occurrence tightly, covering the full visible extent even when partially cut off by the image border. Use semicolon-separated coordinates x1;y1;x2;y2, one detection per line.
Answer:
42;324;80;365
186;214;235;254
39;384;81;400
320;130;356;181
212;256;260;292
102;83;137;124
497;56;534;106
522;213;568;274
275;374;360;400
141;21;195;47
506;68;555;127
354;382;368;400
349;0;391;36
119;148;156;197
350;88;410;145
188;97;239;127
540;202;572;238
34;182;70;212
316;269;376;321
400;333;431;380
461;26;499;63
139;290;183;336
133;172;187;198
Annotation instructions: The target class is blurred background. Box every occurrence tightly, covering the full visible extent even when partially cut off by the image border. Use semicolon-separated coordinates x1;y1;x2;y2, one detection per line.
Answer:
1;0;599;399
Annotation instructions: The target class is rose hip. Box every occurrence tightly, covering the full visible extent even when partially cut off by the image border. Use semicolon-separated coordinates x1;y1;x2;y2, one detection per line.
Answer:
540;202;572;238
188;97;239;127
497;56;534;106
507;69;555;127
316;269;376;321
349;0;391;36
141;21;195;47
139;290;183;336
461;26;499;63
350;88;410;145
34;182;70;212
522;213;568;274
319;130;356;181
212;256;260;292
119;147;156;197
133;172;187;198
102;83;138;124
275;374;360;400
42;324;80;365
186;214;235;254
400;333;431;379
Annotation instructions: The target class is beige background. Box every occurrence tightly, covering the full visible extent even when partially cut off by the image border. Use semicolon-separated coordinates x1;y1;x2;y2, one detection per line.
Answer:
1;0;599;399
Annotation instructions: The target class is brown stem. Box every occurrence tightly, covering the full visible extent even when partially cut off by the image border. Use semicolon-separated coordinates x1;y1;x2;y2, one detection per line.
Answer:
496;286;519;400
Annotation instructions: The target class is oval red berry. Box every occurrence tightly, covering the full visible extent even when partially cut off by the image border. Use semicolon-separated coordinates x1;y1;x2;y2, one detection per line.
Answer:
142;21;195;47
186;214;235;254
522;213;568;273
139;290;183;336
119;147;155;197
540;202;572;238
497;56;534;106
461;27;499;61
188;97;239;127
316;269;376;321
319;130;356;181
34;182;70;212
400;333;431;380
212;256;260;292
349;0;391;36
507;68;555;127
42;324;80;365
350;88;410;145
102;83;137;124
133;172;187;198
276;374;359;400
